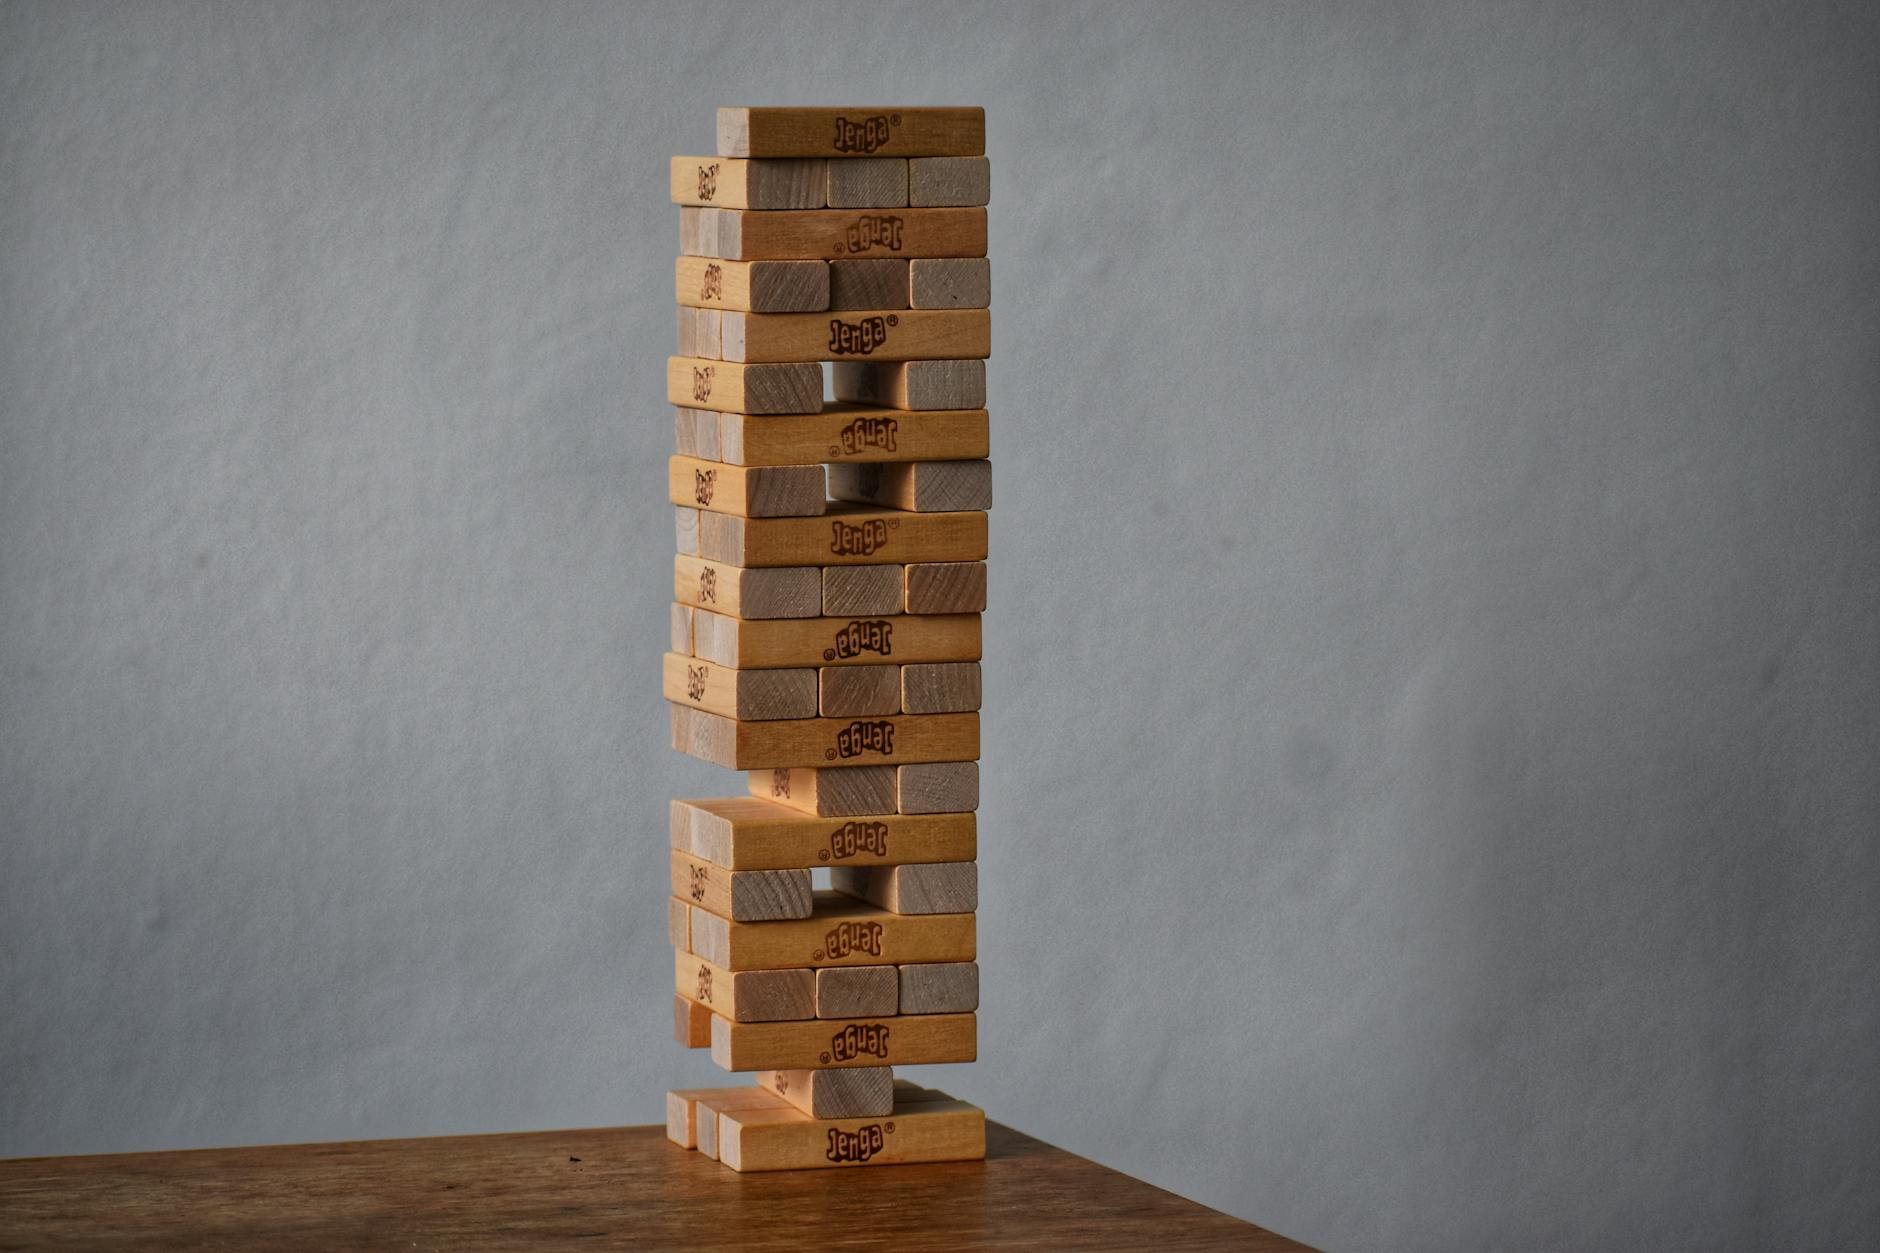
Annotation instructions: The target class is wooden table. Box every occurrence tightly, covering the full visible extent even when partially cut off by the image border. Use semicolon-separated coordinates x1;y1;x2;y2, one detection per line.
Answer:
0;1119;1311;1250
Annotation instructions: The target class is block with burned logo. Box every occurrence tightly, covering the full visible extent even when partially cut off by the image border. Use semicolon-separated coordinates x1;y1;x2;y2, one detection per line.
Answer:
833;358;986;410
685;889;973;971
758;1067;894;1120
831;861;978;915
697;504;988;568
675;257;830;313
675;992;712;1048
816;965;899;1019
825;157;909;208
674;557;821;620
827;459;992;513
909;257;991;309
896;761;979;814
667;356;822;416
717;107;985;159
819;665;901;717
698;207;987;262
908;156;991;207
718;1095;986;1172
821;564;903;617
692;610;980;670
676;951;816;1023
827;259;910;311
741;767;899;820
710;1011;975;1072
719;404;989;467
900;662;981;714
671;849;812;922
670;156;826;210
903;561;987;614
662;653;818;722
719;309;988;364
897;962;979;1015
680;794;975;868
668;455;825;519
669;704;979;770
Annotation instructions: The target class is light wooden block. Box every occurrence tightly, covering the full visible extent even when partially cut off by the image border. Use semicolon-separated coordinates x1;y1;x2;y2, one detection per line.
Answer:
899;662;981;714
676;992;712;1048
678;950;816;1023
833;359;986;410
821;565;903;617
720;309;988;364
667;1088;705;1147
691;610;981;669
719;1096;985;1172
696;504;988;568
675;505;700;557
668;356;822;415
694;1087;788;1161
668;893;690;951
825;157;908;208
671;156;825;209
669;455;825;518
897;962;979;1015
678;205;708;255
668;704;978;770
819;665;901;717
908;156;991;207
674;557;821;620
827;460;991;512
673;406;722;460
672;849;812;922
827;259;910;310
832;862;977;915
697;207;987;261
682;794;975;868
742;767;899;820
720;404;989;466
758;1067;895;1119
663;653;819;722
909;258;990;309
676;306;723;359
711;1011;974;1072
718;107;985;159
676;257;830;313
670;602;694;655
903;561;987;614
685;889;974;971
897;761;979;814
816;966;898;1019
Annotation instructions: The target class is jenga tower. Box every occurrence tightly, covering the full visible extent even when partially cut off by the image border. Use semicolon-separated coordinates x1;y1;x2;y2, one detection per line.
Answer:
661;107;991;1172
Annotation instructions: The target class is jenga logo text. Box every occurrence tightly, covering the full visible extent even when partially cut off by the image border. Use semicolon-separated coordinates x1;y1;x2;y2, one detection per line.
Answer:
699;262;722;301
696;162;719;201
688;863;708;902
697;566;716;604
829;519;890;556
828;619;893;660
828;315;895;356
686;664;708;702
691;366;713;402
826;1123;887;1163
834;719;894;759
823;920;883;959
831;1022;890;1061
695;963;713;1003
694;468;716;506
843;215;904;255
770;769;790;798
828;820;888;860
837;415;897;454
832;114;896;154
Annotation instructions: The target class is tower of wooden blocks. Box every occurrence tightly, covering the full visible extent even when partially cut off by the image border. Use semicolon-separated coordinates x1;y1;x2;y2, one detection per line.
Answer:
662;107;990;1172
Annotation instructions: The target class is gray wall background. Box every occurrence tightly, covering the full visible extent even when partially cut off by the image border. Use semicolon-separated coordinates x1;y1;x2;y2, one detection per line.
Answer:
3;2;1876;1248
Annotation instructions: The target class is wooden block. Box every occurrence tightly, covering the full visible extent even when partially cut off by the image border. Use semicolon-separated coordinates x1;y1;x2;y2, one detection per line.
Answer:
832;862;977;915
909;258;990;309
669;894;690;952
720;309;987;364
673;406;722;460
675;505;700;556
682;793;975;868
720;404;988;466
833;359;985;410
820;665;900;717
903;561;987;614
678;949;816;1023
758;1067;895;1119
669;705;978;770
669;356;822;416
697;504;987;568
671;156;825;209
908;156;990;207
679;205;708;255
719;1096;986;1172
669;455;825;519
667;1089;703;1147
672;849;812;922
676;256;830;313
816;966;898;1019
821;565;903;617
827;259;910;311
896;761;979;814
676;306;723;359
676;992;713;1048
741;767;899;821
699;207;986;262
686;890;974;971
826;157;908;208
718;107;985;159
675;557;821;620
827;460;991;512
899;662;981;714
712;1011;974;1072
691;610;981;669
897;962;979;1015
663;653;819;722
694;1087;790;1161
670;602;694;656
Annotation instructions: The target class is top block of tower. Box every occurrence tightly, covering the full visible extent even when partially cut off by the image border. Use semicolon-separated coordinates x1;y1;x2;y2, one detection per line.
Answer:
719;108;985;159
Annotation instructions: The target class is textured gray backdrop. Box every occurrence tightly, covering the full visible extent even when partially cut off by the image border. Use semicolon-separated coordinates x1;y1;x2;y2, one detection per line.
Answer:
2;2;1876;1248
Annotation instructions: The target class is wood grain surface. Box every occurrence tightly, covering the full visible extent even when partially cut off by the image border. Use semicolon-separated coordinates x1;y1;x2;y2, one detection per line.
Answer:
720;404;989;467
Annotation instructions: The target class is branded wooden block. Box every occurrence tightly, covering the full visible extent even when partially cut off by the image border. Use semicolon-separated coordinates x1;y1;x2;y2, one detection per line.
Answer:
908;156;991;207
671;156;826;209
832;861;977;915
719;1096;986;1172
692;609;980;669
821;565;903;616
909;257;991;309
676;305;723;359
897;962;979;1015
742;767;899;821
903;561;987;614
696;504;988;568
711;1010;974;1072
825;157;908;208
827;259;910;311
681;793;975;868
669;893;691;951
899;662;981;714
717;107;985;159
677;950;816;1023
827;459;992;512
674;557;821;621
686;889;974;971
669;455;825;519
663;653;819;722
896;761;979;814
820;665;900;717
672;849;812;922
676;257;830;313
719;404;989;466
668;704;978;770
676;993;713;1048
668;356;823;416
816;965;898;1019
698;208;987;262
694;1087;790;1161
675;505;700;557
758;1067;895;1119
720;309;988;364
833;359;986;410
670;602;694;655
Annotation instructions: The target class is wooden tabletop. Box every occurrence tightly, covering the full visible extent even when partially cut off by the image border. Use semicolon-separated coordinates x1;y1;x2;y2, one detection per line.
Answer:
0;1119;1311;1250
